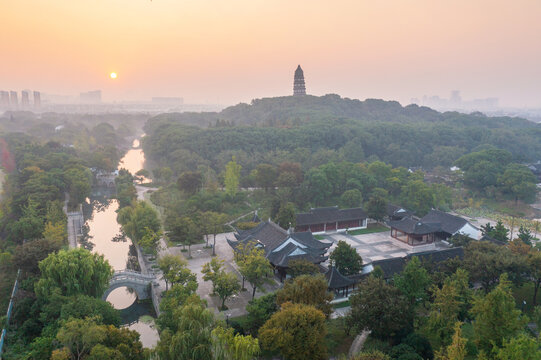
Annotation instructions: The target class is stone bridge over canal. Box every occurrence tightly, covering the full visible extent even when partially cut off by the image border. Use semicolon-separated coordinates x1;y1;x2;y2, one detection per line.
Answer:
102;270;157;302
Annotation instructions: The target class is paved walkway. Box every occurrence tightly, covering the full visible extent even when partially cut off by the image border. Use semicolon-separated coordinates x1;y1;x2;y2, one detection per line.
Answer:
348;330;371;358
178;233;281;318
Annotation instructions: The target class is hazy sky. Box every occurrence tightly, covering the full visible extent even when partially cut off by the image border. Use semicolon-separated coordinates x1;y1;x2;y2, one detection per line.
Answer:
2;0;541;107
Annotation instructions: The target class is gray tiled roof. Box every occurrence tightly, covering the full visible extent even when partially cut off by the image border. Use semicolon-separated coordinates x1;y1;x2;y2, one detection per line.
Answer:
325;266;355;289
420;210;469;235
388;217;440;235
227;220;331;268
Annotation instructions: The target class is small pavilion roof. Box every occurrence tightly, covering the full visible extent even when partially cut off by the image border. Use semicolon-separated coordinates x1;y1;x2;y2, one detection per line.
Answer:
325;266;355;289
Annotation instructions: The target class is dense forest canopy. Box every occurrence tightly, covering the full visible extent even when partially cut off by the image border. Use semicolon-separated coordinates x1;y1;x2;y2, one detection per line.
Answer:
143;95;541;177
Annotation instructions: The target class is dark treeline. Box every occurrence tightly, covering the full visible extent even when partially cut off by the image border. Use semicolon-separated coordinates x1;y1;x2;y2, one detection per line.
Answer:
142;95;541;178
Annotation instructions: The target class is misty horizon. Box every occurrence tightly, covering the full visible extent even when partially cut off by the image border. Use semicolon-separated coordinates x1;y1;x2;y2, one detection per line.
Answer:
2;1;541;108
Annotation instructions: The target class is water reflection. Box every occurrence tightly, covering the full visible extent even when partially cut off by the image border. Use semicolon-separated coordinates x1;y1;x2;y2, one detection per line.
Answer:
82;137;159;347
107;286;137;310
119;138;150;183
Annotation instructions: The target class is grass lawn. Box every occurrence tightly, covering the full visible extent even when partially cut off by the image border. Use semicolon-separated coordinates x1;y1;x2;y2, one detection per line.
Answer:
314;225;389;239
348;224;389;236
333;300;351;309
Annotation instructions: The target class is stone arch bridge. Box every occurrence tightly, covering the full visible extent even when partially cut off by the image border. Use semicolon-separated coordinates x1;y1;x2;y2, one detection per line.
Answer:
102;270;156;301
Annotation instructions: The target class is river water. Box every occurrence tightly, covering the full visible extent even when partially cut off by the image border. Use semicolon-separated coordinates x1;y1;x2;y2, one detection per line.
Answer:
83;138;159;348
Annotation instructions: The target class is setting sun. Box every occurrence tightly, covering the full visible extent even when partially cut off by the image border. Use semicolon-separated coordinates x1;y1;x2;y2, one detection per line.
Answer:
110;72;117;79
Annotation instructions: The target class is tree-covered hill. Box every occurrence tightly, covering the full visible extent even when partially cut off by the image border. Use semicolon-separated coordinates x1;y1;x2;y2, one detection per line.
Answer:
146;94;539;129
143;95;541;177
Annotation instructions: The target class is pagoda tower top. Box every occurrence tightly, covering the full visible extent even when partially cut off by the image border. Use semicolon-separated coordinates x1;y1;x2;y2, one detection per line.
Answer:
293;65;306;96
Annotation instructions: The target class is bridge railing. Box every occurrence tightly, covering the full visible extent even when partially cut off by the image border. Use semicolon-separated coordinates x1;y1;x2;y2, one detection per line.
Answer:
110;269;156;282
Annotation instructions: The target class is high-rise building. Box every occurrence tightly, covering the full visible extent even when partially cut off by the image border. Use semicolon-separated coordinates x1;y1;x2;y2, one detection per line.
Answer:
0;91;9;106
293;65;306;96
9;91;18;106
33;91;41;108
21;91;30;107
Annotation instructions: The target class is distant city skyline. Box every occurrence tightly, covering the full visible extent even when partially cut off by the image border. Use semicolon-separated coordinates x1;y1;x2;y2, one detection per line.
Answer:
2;1;541;107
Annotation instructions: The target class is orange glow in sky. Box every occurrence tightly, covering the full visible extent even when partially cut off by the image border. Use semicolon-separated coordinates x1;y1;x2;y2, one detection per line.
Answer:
1;0;541;106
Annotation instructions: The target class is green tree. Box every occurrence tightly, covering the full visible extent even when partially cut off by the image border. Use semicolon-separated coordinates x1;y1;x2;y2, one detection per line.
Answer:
492;220;510;242
202;257;226;294
471;274;527;353
394;256;432;305
238;247;274;299
274;202;296;229
276;274;333;318
498;163;538;204
348;276;412;340
59;295;121;326
259;302;327;360
55;317;106;360
158;284;199;332
463;160;501;191
211;326;260;360
177;171;203;195
12;238;61;274
245;293;278;335
464;241;527;292
330;240;363;276
518;226;535;245
12;200;45;241
254;164;278;192
206;212;227;256
425;283;462;348
287;259;320;278
400;179;435;216
165;215;202;258
158;254;194;291
117;200;161;244
495;334;541;360
36;248;113;298
341;189;363;208
63;166;92;206
225;156;242;197
155;296;215;360
214;271;241;310
55;317;145;360
42;221;67;246
366;193;387;222
434;322;467;360
528;250;541;306
138;226;162;255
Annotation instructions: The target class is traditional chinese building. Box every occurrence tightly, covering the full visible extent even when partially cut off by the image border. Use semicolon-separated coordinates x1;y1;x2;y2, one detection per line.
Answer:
388;209;479;246
295;206;368;234
325;265;356;298
388;217;438;246
227;220;331;281
293;65;306;96
420;209;480;240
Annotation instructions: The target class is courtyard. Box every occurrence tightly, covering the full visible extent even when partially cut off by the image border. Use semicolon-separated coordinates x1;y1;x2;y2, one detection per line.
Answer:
321;230;437;264
172;232;281;318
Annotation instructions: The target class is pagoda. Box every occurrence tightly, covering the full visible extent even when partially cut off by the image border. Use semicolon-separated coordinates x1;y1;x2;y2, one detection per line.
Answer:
293;65;306;96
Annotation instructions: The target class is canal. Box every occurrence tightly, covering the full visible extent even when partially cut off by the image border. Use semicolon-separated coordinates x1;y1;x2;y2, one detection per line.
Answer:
82;137;159;348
